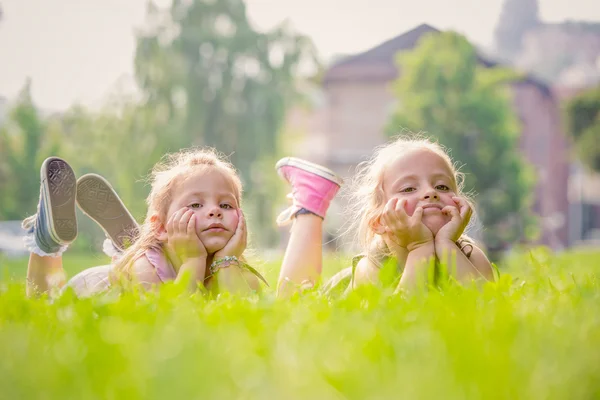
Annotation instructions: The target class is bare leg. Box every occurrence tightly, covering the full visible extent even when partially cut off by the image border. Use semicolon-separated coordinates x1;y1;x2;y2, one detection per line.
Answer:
273;157;343;298
277;214;324;297
26;253;67;297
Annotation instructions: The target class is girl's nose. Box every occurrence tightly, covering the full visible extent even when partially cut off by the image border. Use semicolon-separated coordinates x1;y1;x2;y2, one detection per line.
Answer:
207;206;222;218
423;188;439;200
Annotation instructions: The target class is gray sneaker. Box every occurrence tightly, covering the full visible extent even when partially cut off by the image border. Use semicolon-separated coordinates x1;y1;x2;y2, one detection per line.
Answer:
22;157;78;253
76;174;139;252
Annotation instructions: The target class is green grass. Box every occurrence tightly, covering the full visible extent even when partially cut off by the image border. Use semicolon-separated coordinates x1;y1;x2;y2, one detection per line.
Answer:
0;251;350;286
0;248;599;399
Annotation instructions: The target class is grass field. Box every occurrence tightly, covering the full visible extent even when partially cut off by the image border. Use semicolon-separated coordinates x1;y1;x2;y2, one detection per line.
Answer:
0;248;599;399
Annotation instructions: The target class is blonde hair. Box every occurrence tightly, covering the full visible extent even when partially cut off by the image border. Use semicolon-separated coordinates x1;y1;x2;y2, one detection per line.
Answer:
346;134;472;259
113;147;243;276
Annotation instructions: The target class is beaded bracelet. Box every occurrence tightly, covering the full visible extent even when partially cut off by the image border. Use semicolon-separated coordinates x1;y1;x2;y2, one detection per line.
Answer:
209;255;240;275
207;256;270;287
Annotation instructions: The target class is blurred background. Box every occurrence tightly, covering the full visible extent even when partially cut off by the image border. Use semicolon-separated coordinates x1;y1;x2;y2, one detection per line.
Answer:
1;0;600;261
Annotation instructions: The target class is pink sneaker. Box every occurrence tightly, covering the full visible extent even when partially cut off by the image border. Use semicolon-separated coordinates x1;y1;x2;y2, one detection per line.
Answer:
275;157;343;226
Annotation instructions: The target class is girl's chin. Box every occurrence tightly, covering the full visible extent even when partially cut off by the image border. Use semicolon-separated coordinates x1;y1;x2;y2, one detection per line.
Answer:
423;216;450;235
202;239;229;254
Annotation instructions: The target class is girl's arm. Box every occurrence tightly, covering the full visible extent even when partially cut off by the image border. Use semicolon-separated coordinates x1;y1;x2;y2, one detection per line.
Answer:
163;208;209;292
435;240;494;282
132;255;209;292
435;197;494;283
353;247;409;289
208;264;261;294
375;198;435;291
396;242;436;291
176;256;208;291
208;210;260;294
130;256;163;289
353;257;381;288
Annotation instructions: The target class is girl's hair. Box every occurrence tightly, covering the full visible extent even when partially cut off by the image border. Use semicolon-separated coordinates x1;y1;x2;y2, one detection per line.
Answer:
345;133;473;259
113;147;243;276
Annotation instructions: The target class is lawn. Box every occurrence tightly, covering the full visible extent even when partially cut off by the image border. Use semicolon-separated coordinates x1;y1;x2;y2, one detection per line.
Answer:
0;248;599;399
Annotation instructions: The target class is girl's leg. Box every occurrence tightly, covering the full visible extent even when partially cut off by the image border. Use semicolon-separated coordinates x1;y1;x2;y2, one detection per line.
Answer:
278;213;324;295
26;253;67;296
23;157;77;296
275;157;343;297
62;174;137;297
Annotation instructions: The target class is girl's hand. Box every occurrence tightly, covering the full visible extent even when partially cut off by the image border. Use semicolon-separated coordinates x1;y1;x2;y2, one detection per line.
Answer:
436;196;472;242
380;198;433;251
214;209;247;259
166;208;207;264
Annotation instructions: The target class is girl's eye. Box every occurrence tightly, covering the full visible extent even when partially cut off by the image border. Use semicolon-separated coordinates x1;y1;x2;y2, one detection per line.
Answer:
436;185;450;191
189;203;202;209
221;204;233;209
400;187;415;193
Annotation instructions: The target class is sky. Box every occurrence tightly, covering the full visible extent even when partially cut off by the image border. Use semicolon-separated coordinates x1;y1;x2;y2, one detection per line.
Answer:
1;0;599;111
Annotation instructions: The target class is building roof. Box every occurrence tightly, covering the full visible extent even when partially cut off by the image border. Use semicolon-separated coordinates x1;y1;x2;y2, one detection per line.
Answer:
323;23;552;97
328;24;439;70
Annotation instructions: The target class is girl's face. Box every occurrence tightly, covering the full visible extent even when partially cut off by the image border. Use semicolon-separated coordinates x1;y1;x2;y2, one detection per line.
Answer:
164;168;240;254
381;148;459;235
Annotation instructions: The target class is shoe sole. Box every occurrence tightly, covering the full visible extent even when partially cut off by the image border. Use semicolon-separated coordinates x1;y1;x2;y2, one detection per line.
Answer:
275;157;344;186
76;174;139;252
41;157;78;243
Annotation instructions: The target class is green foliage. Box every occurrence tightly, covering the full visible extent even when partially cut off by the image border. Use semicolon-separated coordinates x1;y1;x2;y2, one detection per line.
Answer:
0;80;61;220
1;1;318;249
0;249;599;398
57;100;179;218
0;81;184;247
133;0;317;244
386;32;537;250
0;1;316;249
564;86;600;172
134;0;315;182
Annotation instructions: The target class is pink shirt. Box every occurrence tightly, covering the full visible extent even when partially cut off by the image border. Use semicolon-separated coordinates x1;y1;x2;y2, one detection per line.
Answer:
64;247;176;297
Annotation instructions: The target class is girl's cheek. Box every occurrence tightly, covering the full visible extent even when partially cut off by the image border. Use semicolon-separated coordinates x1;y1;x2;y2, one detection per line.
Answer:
404;198;418;216
192;210;203;222
389;195;416;215
442;193;459;207
231;209;240;226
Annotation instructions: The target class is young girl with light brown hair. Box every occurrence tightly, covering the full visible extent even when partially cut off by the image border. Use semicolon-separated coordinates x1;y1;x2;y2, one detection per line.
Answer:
23;147;343;298
323;135;495;294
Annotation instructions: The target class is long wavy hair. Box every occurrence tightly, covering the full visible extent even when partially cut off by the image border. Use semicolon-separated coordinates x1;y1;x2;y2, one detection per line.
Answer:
112;147;244;277
344;133;474;261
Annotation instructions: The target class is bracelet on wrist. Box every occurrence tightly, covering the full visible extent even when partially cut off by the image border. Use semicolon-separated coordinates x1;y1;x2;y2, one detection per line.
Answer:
208;256;270;287
209;255;240;275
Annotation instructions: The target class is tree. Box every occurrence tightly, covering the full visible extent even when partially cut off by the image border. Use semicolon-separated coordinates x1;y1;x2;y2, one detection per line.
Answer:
0;76;178;247
564;86;600;172
56;100;175;218
0;79;61;220
387;31;537;252
134;0;317;246
494;0;540;59
135;0;315;177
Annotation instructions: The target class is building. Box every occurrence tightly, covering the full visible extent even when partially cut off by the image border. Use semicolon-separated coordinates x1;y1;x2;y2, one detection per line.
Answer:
517;22;600;85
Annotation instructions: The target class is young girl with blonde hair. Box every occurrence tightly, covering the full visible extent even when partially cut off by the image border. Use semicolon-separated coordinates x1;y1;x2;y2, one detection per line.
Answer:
23;148;342;298
324;135;495;293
